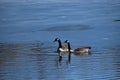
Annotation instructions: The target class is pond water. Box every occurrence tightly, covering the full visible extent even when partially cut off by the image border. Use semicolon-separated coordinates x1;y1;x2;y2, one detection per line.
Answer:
0;0;120;80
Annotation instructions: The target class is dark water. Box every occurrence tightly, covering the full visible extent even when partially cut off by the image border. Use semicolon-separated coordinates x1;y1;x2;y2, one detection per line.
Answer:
0;0;120;80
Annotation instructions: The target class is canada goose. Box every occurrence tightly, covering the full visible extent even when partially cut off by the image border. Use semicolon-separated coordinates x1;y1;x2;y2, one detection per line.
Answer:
54;38;68;52
64;40;91;55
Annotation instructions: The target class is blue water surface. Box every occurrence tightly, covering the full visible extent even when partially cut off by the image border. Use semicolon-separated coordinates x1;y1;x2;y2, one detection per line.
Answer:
0;0;120;80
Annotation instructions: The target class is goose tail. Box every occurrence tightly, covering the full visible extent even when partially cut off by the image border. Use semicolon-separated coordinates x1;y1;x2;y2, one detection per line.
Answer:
86;47;91;49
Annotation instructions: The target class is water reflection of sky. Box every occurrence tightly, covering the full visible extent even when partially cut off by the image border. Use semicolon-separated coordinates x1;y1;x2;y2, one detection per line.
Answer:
0;40;120;80
0;0;120;80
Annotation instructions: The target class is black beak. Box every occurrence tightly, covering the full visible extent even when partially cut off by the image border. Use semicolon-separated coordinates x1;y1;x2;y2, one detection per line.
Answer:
54;39;57;42
54;38;59;42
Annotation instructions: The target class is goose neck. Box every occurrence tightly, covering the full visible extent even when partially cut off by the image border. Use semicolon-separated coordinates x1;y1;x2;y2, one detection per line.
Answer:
68;42;71;51
58;40;62;48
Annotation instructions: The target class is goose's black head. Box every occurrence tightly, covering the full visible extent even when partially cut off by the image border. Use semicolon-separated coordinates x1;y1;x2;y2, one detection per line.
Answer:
54;38;60;42
64;40;70;43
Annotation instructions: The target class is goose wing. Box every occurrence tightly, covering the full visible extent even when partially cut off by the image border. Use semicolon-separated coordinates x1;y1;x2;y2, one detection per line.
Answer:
73;46;91;53
58;44;68;52
61;44;68;49
74;47;85;51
